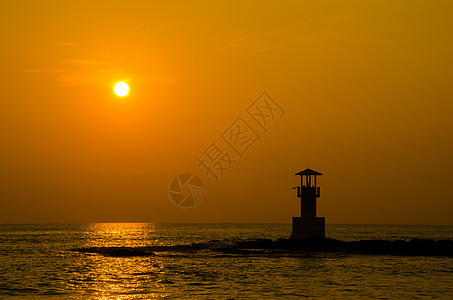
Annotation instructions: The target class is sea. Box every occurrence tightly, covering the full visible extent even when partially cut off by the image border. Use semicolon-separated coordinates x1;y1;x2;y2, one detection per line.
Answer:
0;223;452;299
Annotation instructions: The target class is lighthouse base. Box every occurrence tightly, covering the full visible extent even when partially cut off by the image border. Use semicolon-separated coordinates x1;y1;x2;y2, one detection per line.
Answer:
291;217;325;239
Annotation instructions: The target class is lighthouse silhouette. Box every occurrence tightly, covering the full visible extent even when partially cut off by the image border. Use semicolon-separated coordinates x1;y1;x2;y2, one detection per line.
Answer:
291;168;325;239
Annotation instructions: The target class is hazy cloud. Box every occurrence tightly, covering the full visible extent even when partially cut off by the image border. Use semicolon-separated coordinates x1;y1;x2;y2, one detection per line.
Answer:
55;42;76;47
25;44;175;87
214;32;282;55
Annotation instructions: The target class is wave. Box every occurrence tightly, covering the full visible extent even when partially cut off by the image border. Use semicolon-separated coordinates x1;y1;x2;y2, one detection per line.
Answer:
73;238;453;258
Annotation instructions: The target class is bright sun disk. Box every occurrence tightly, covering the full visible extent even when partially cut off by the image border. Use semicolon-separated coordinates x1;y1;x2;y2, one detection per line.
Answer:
114;82;129;96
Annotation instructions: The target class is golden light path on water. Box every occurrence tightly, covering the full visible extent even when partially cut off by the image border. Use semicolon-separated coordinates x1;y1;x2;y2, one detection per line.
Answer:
84;223;160;247
70;223;170;299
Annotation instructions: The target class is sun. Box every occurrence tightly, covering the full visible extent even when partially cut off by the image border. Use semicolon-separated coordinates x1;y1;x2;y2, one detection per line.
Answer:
114;82;129;97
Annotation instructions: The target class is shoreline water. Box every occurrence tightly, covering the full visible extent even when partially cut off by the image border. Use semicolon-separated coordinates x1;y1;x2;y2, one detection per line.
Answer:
1;223;452;298
74;237;453;257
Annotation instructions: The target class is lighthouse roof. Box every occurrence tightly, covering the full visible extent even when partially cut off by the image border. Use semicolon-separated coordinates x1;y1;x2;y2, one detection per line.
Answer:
295;168;323;176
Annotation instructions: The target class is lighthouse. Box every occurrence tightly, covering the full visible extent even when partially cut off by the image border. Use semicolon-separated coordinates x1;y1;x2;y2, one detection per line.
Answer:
291;168;325;239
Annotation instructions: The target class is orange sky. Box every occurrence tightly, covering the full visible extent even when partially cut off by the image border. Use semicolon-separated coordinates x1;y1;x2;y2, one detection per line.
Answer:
1;1;452;224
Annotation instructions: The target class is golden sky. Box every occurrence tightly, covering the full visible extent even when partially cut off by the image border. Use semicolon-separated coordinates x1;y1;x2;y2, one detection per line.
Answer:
1;0;452;224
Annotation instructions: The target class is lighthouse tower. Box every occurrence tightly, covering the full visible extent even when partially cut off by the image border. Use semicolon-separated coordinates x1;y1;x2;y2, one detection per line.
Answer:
291;168;325;239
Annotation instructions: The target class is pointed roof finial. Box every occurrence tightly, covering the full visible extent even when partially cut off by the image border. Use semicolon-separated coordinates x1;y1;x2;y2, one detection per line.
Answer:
295;168;323;176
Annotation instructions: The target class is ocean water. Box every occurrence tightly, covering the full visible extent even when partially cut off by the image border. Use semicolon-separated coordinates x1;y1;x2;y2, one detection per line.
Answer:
0;223;452;299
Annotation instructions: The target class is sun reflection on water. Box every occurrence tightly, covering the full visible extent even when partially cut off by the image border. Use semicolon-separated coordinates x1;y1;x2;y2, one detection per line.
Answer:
84;223;160;248
73;223;171;298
